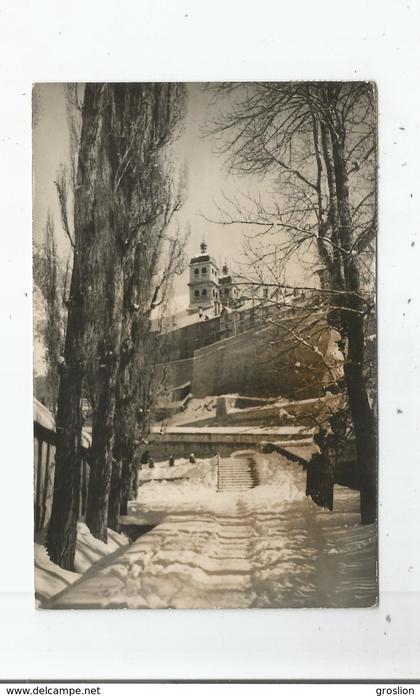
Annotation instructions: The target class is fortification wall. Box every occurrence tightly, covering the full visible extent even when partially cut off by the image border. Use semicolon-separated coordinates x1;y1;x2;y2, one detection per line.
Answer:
148;426;311;460
165;357;195;388
154;308;343;402
166;315;220;360
191;313;341;399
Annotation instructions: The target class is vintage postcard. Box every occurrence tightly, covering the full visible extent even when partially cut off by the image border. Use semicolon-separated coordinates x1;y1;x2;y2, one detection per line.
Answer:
33;82;377;609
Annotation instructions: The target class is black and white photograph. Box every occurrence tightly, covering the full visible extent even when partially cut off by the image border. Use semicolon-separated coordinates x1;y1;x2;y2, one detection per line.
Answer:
32;81;378;610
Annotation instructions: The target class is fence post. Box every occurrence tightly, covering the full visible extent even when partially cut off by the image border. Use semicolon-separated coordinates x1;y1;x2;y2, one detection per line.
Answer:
40;442;51;529
35;438;44;531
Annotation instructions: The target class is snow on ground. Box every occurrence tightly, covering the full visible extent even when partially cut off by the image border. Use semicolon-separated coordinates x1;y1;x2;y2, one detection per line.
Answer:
137;456;224;512
138;451;306;513
48;453;378;610
139;456;216;486
35;523;129;607
136;451;307;516
34;545;80;607
166;396;218;426
166;392;342;429
74;523;129;573
250;451;307;505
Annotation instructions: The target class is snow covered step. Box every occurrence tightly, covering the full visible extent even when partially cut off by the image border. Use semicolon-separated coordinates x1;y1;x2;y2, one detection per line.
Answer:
219;473;255;478
219;480;254;484
219;481;256;486
217;455;259;492
219;487;253;491
219;475;253;478
219;479;253;484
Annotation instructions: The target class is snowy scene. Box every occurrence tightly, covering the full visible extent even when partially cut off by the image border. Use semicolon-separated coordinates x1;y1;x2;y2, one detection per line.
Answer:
33;83;377;609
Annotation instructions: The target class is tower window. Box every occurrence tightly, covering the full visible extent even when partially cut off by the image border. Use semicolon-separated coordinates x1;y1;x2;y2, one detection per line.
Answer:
194;268;199;276
201;267;207;274
194;290;199;298
201;289;207;297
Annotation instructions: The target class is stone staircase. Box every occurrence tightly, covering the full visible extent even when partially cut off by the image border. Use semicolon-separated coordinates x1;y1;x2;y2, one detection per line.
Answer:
217;454;259;492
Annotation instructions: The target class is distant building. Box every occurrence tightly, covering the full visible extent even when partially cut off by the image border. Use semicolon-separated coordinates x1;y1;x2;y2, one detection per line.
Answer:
188;241;221;314
152;242;245;360
219;262;242;308
187;241;247;315
158;240;310;359
147;241;342;400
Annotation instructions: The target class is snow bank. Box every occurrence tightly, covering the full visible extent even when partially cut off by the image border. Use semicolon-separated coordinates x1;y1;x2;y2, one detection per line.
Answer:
166;396;218;426
35;522;129;607
74;523;129;573
135;457;219;514
133;452;308;519
240;451;307;508
139;457;216;488
34;544;80;607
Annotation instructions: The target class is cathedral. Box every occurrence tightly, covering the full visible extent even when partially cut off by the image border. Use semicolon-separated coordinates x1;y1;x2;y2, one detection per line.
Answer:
187;240;243;316
152;240;341;401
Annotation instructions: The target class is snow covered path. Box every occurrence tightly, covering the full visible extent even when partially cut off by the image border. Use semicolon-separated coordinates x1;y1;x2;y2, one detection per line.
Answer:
48;454;377;609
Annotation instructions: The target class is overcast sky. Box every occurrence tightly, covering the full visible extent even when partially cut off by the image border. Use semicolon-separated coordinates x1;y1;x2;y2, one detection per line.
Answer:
32;83;309;303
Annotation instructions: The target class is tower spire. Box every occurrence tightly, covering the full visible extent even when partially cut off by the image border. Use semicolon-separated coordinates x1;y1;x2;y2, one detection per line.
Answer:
200;235;207;254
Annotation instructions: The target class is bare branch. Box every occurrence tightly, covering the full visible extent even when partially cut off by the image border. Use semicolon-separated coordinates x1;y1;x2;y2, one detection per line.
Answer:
54;166;75;249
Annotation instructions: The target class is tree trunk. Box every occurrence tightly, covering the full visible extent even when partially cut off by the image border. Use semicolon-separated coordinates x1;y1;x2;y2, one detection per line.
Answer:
119;459;131;517
46;258;88;568
330;117;377;525
119;453;137;515
46;85;106;569
46;363;83;569
86;266;124;542
306;431;334;511
343;310;377;524
109;329;138;527
129;459;139;501
86;368;118;542
107;458;122;532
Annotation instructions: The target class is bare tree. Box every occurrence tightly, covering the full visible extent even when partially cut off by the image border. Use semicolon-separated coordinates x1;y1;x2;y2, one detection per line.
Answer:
85;84;186;542
33;213;67;413
46;83;186;563
205;82;377;523
108;214;186;531
42;213;64;413
46;84;113;569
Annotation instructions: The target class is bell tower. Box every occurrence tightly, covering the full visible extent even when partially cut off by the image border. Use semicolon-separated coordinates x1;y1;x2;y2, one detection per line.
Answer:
219;261;241;307
188;240;220;313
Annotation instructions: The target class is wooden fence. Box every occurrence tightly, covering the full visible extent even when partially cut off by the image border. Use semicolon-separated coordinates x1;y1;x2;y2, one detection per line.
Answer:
33;399;91;532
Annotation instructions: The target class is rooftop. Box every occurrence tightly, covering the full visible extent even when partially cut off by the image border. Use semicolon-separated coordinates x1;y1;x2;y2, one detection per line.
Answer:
190;253;219;266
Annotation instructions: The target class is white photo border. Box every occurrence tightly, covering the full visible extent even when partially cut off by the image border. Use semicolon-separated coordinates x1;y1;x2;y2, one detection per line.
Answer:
0;0;419;680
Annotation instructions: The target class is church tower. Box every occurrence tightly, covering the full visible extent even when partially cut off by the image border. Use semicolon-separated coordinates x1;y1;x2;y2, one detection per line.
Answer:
219;261;241;307
188;241;220;313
